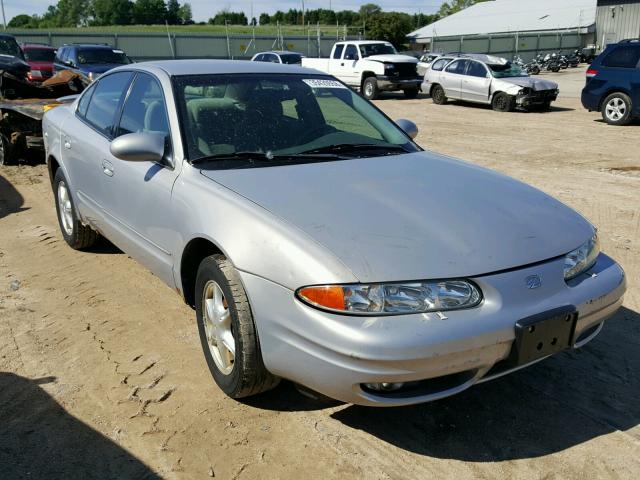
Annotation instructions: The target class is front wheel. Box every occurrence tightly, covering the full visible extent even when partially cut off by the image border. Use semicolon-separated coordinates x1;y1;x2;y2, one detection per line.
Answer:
403;88;419;99
54;168;98;249
195;254;279;399
601;92;633;126
492;92;515;112
362;77;379;100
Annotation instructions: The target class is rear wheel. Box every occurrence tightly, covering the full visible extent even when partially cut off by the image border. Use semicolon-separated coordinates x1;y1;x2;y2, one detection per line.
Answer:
492;92;515;112
362;77;379;100
403;88;419;99
54;169;98;250
601;92;632;126
431;84;447;105
195;254;279;398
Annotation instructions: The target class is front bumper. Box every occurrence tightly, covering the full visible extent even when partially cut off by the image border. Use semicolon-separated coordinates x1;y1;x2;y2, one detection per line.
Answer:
517;89;559;107
242;253;625;407
377;76;422;91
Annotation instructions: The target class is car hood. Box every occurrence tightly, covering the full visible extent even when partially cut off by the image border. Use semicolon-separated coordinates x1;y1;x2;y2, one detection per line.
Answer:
366;54;418;64
201;152;592;282
497;76;558;91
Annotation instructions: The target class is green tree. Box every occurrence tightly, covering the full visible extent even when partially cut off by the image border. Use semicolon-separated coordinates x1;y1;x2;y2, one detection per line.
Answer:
366;12;413;48
56;0;91;27
438;0;490;18
7;14;40;28
208;9;247;26
359;3;381;22
178;2;193;24
259;13;270;25
133;0;167;24
166;0;180;24
91;0;134;26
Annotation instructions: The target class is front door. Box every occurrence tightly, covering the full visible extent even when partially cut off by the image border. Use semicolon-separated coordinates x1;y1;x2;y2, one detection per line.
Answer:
460;60;492;103
97;72;180;287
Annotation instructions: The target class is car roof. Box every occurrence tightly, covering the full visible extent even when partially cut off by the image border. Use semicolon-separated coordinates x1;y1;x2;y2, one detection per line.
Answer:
337;40;392;46
21;43;56;50
260;51;302;55
65;44;115;50
117;59;323;77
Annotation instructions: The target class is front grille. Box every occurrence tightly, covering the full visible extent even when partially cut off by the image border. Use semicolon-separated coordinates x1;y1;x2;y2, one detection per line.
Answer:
393;63;418;78
530;89;557;99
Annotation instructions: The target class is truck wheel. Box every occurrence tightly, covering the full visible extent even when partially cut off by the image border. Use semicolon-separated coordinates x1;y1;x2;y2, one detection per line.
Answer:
404;88;419;99
54;169;98;250
0;133;18;166
195;254;279;399
431;85;447;105
492;92;515;112
362;77;379;100
601;92;632;126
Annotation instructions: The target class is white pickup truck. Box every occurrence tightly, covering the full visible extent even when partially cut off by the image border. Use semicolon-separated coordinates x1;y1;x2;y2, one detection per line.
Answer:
301;41;422;100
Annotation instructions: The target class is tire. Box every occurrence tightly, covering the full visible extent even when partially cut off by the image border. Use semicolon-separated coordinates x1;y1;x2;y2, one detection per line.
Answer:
530;66;540;75
195;254;279;399
403;88;419;99
492;92;515;112
362;77;379;100
53;168;98;250
601;92;633;126
0;133;18;166
431;84;447;105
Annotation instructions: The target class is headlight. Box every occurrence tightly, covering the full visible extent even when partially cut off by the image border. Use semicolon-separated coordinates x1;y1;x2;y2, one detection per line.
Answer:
384;63;395;71
88;71;94;81
564;233;600;280
297;280;482;315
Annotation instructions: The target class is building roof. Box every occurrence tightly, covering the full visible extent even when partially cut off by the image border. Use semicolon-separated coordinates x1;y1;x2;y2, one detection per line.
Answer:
408;0;597;39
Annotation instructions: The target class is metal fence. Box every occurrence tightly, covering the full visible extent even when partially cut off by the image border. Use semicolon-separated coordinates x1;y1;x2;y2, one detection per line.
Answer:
430;31;596;62
9;31;360;60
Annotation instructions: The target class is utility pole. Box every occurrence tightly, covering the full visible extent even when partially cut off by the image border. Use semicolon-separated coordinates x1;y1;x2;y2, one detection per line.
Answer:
301;1;305;26
1;0;6;30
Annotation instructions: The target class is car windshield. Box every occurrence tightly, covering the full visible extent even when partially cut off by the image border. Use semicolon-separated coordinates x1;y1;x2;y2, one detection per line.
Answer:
489;62;528;78
0;38;23;58
24;48;55;62
279;53;302;64
173;74;419;167
359;43;396;58
77;49;131;65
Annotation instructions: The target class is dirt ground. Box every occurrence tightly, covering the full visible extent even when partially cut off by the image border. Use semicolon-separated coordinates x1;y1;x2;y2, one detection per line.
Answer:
1;68;639;480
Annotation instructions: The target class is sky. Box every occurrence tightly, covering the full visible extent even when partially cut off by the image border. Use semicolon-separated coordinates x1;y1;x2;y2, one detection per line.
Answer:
1;1;444;24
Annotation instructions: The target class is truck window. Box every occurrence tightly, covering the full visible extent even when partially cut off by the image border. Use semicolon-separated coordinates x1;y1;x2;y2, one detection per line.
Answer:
344;45;358;61
333;44;344;59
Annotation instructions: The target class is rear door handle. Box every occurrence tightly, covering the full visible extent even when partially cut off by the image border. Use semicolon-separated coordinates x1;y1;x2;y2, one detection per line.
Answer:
101;159;114;177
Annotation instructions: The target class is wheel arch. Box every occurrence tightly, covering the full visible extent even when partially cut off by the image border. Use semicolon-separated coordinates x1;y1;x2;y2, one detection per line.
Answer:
180;236;227;308
598;89;633;111
360;71;377;88
429;83;442;96
47;154;61;187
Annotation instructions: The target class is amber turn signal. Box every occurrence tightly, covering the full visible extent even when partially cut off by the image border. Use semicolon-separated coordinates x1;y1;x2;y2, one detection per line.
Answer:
297;286;345;311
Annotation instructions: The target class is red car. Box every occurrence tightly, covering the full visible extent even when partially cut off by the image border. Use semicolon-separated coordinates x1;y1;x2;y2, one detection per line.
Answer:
20;43;56;83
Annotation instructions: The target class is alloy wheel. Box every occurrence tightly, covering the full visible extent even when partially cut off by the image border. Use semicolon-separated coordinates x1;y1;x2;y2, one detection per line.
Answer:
606;97;627;122
57;180;74;236
202;280;235;375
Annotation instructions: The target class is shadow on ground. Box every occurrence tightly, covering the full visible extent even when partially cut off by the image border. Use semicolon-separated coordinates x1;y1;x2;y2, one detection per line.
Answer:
0;373;161;479
330;307;640;461
0;173;28;219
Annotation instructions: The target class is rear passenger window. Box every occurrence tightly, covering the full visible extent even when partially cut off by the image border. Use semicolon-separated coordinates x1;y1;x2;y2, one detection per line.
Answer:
431;58;450;71
77;82;96;117
83;72;132;137
344;45;358;61
333;45;344;59
602;46;640;68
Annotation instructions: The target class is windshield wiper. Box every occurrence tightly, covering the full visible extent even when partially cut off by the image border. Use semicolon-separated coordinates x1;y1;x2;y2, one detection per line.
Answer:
300;143;411;156
190;151;341;166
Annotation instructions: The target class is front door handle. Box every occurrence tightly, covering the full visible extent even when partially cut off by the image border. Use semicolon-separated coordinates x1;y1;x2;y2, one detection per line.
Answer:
341;62;345;66
64;138;71;149
101;159;114;177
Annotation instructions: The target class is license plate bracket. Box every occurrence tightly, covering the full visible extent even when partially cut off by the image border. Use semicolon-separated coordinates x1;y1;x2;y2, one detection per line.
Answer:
508;306;578;367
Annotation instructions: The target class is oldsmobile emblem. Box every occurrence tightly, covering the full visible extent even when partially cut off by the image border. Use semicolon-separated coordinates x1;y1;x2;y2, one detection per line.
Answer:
525;275;542;289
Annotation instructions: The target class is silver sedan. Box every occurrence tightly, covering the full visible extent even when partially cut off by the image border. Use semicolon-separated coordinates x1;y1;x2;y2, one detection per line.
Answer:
43;60;625;406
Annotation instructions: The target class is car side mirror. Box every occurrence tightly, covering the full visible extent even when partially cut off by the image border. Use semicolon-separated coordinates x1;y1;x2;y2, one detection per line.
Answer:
395;119;419;139
110;132;165;162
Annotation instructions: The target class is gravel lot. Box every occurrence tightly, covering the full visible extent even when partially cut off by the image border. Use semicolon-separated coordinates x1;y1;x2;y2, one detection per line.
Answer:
1;67;638;480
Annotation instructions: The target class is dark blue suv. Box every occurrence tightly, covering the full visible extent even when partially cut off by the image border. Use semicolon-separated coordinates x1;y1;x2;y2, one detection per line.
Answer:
53;44;132;82
581;39;640;125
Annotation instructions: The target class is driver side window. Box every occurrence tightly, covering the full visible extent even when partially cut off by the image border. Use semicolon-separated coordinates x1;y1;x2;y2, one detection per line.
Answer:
344;45;358;61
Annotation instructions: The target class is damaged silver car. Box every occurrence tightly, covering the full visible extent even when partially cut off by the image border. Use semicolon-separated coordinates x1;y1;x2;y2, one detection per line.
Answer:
423;54;559;111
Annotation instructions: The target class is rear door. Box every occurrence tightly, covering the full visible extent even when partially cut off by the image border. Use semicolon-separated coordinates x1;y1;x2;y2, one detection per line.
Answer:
460;60;492;103
439;59;467;99
63;71;133;231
